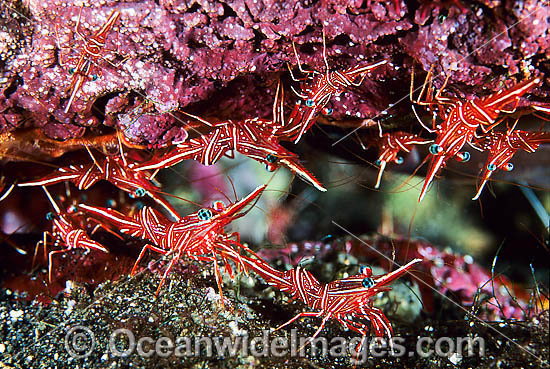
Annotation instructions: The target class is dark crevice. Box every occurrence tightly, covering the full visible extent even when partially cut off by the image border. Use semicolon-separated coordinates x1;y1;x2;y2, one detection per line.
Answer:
185;2;201;14
332;33;352;46
403;0;421;17
372;33;402;47
300;0;315;9
3;76;21;98
294;24;315;38
298;40;316;55
90;91;120;121
252;28;267;51
220;3;238;20
186;34;203;49
160;49;177;68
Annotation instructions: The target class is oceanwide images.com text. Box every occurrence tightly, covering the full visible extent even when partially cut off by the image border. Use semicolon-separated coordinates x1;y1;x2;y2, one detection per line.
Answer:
65;325;485;364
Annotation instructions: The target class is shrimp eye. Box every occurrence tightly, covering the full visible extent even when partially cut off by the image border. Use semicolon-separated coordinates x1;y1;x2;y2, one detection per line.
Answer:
67;205;78;214
487;163;497;171
429;144;443;155
106;199;116;207
212;200;225;211
68;67;75;75
504;163;514;171
198;208;213;220
457;151;470;162
322;107;333;115
359;265;372;276
395;156;404;165
134;188;146;197
265;154;279;171
305;99;315;107
46;212;55;221
320;234;333;242
266;154;278;164
362;277;374;288
91;74;99;81
374;159;381;166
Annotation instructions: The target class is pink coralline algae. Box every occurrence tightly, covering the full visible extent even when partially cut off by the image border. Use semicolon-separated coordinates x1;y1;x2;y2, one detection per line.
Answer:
0;0;548;150
415;243;531;320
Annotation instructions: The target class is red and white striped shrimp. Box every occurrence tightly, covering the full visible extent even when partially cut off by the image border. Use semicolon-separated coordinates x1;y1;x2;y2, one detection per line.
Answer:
57;8;121;113
412;68;541;202
18;146;180;221
133;83;327;192
78;185;267;297
283;34;387;143
38;186;108;282
224;249;421;350
367;129;432;189
472;126;550;200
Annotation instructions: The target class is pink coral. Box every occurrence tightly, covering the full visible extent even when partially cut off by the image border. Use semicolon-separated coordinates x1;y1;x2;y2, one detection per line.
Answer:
0;0;548;148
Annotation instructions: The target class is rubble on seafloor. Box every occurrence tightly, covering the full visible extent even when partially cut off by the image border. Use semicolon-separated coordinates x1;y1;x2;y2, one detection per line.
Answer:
0;261;548;368
0;232;548;368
